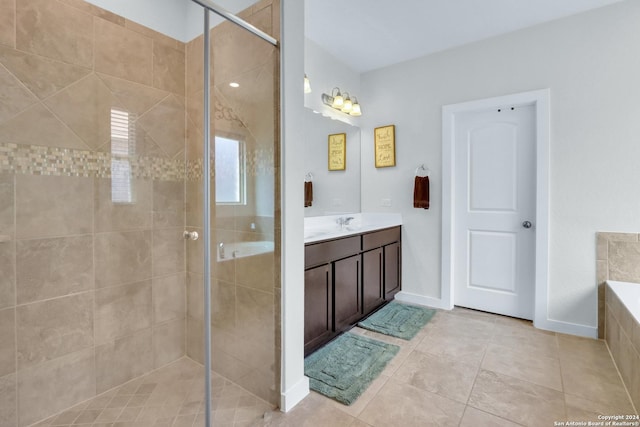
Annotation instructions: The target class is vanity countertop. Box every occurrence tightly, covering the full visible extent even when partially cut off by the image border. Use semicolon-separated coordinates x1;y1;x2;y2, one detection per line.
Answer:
304;212;402;244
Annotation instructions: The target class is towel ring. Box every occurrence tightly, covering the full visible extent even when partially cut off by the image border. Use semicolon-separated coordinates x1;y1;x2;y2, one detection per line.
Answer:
415;164;429;177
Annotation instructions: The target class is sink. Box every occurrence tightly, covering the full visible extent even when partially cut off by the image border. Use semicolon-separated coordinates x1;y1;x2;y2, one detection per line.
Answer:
304;213;402;243
304;227;337;239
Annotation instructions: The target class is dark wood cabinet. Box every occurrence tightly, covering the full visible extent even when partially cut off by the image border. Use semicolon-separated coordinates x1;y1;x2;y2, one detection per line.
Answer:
362;248;384;316
334;255;361;332
304;226;402;355
304;265;332;355
384;242;401;299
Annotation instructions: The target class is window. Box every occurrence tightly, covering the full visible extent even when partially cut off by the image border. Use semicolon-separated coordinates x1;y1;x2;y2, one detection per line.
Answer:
215;136;245;204
110;108;135;204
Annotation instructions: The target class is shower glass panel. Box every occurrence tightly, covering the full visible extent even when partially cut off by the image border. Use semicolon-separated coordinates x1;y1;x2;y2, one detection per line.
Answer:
0;0;279;425
184;0;281;410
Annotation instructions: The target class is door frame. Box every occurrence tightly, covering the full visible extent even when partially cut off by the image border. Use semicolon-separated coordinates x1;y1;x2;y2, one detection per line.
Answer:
441;89;550;328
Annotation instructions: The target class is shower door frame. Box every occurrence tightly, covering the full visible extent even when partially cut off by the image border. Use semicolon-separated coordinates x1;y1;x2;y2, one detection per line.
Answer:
188;1;278;425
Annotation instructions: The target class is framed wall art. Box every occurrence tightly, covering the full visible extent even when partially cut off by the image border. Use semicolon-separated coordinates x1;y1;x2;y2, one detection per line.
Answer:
374;124;396;168
328;133;346;171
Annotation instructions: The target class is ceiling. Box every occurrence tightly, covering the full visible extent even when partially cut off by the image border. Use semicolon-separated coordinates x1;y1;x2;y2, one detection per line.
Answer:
305;0;626;73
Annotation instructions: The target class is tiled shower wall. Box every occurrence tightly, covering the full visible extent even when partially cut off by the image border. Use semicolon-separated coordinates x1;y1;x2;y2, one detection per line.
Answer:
0;1;187;426
596;232;640;410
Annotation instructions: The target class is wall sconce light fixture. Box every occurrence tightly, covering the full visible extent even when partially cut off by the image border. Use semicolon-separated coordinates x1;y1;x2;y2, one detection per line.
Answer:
321;87;362;116
304;74;312;94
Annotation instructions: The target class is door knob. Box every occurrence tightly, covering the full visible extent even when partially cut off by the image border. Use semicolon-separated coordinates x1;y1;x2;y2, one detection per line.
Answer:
522;221;532;229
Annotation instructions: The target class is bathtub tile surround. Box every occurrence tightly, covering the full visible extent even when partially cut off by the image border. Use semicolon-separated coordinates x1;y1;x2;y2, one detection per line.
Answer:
596;232;640;338
606;282;640;410
598;232;640;410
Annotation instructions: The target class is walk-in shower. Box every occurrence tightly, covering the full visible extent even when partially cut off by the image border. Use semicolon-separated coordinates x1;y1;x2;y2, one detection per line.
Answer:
0;0;280;425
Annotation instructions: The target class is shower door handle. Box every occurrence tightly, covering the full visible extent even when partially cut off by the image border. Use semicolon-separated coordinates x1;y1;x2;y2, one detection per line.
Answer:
183;230;199;240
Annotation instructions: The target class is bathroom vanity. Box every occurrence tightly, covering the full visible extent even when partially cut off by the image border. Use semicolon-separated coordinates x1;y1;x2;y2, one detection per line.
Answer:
304;214;402;355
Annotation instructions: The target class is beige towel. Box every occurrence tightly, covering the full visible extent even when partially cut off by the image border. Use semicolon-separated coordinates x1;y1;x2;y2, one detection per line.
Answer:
413;176;429;209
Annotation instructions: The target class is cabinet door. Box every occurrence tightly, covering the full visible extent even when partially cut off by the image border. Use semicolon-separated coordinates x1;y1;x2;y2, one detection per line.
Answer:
362;248;384;316
333;255;361;332
384;242;401;299
304;264;332;355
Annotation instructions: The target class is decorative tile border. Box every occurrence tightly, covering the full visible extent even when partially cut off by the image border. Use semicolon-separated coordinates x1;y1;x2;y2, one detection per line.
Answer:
0;142;204;182
0;142;277;182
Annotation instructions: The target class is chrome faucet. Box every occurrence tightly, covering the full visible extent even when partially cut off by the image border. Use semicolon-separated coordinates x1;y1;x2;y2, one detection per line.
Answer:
336;216;355;229
219;242;225;259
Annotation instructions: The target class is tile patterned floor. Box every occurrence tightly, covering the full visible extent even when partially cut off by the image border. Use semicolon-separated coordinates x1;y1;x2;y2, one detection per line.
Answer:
258;307;638;427
29;307;638;427
30;358;274;427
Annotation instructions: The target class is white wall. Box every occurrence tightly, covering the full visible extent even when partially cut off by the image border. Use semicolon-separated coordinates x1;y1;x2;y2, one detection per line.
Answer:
280;0;309;412
360;0;640;331
303;110;361;216
85;0;258;42
304;39;362;126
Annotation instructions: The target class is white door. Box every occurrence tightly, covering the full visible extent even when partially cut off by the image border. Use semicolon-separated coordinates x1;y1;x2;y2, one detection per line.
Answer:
454;105;535;320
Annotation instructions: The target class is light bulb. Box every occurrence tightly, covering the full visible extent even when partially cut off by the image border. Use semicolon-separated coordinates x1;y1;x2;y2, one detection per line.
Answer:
332;93;344;109
350;102;362;116
342;97;353;113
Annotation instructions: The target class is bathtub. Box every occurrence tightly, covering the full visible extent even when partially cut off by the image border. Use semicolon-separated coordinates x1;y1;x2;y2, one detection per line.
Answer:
605;280;640;409
217;240;274;261
607;281;640;325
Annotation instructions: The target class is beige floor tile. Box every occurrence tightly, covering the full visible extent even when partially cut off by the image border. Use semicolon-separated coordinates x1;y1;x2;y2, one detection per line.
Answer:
414;325;489;367
561;355;630;407
320;373;390;418
394;349;478;403
482;343;562;391
459;406;523;427
429;310;496;338
491;323;559;360
468;369;566;426
257;392;358;426
565;393;636;422
358;378;465;427
557;334;613;366
448;306;499;324
24;308;639;427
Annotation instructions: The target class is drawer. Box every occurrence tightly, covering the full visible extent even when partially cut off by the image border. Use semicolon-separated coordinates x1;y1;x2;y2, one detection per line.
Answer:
305;236;361;267
362;227;400;251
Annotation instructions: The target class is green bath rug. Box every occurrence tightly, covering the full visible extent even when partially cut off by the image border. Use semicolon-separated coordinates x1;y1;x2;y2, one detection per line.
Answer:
358;301;436;340
304;332;399;405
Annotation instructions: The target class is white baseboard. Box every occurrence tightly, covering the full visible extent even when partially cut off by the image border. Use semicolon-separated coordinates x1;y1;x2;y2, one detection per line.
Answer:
534;318;598;339
280;376;309;412
396;292;597;339
394;291;453;310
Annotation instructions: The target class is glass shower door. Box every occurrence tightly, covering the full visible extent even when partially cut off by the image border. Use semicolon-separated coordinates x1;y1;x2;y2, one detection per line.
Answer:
184;0;281;422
